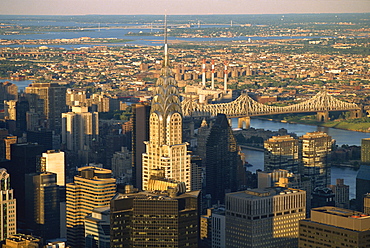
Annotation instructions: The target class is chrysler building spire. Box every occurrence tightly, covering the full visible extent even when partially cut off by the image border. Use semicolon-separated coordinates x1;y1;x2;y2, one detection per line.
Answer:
142;16;192;191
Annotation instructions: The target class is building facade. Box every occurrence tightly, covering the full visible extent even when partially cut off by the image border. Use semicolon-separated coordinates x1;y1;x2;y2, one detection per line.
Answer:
25;172;60;241
299;131;332;189
361;138;370;164
142;44;192;191
110;189;200;248
328;178;349;209
299;207;370;248
0;168;16;241
225;187;306;248
66;167;116;248
84;207;110;248
205;113;239;204
25;82;67;133
264;135;299;174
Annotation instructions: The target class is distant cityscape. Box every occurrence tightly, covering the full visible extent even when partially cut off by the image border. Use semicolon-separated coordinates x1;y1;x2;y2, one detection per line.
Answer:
0;13;370;248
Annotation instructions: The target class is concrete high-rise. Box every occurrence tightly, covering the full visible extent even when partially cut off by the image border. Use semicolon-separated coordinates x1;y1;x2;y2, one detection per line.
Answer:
0;168;16;241
299;131;333;189
110;187;200;248
142;38;192;191
25;82;67;133
62;106;99;164
361;138;370;164
40;150;65;187
225;187;306;248
364;193;370;214
299;207;370;248
66;166;116;248
328;178;349;209
205;113;239;204
25;172;60;241
264;135;299;174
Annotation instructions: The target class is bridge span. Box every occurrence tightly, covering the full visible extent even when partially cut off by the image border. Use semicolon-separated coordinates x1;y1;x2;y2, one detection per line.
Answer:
181;90;362;128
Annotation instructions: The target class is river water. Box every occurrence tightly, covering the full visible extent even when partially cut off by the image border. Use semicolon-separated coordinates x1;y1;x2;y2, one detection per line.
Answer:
232;118;368;199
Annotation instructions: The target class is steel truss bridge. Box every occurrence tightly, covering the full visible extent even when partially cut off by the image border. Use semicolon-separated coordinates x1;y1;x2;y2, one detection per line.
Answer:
181;91;361;127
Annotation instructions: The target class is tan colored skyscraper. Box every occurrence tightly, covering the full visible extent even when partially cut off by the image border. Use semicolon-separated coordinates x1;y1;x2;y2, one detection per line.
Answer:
62;106;99;163
66;166;116;248
0;168;16;241
40;150;65;186
142;34;192;191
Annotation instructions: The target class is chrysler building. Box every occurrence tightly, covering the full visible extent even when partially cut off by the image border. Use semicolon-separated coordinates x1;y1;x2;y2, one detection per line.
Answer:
142;19;192;191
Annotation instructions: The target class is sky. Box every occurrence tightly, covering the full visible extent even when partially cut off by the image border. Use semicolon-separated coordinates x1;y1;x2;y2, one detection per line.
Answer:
1;0;369;15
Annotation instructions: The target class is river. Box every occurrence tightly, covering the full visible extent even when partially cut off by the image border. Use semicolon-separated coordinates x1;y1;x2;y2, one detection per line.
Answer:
232;118;367;199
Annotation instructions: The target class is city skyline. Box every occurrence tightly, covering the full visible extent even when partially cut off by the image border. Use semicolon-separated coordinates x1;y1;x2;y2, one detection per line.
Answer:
1;0;369;15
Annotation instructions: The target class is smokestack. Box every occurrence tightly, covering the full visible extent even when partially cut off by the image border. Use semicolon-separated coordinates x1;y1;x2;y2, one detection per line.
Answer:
224;60;228;93
202;59;206;87
211;59;215;90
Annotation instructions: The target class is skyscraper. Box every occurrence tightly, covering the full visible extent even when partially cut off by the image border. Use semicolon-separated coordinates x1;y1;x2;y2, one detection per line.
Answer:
25;171;60;241
356;165;370;211
0;168;16;241
225;187;306;248
361;138;370;164
328;178;349;209
110;186;200;248
142;29;192;191
62;106;99;164
6;143;45;225
264;135;299;174
40;150;65;187
66;166;116;248
299;131;333;189
25;82;67;133
205;113;238;204
131;103;150;189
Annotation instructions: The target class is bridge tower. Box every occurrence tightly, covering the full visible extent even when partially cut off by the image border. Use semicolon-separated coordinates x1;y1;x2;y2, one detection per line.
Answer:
238;117;250;129
316;111;329;122
350;109;362;119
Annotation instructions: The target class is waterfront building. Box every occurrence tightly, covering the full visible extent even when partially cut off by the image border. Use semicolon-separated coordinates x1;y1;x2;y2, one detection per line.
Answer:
356;165;370;211
299;131;333;189
225;187;306;248
328;178;350;209
25;82;67;134
66;167;116;248
142;36;192;191
299;207;370;248
110;185;200;248
361;138;370;164
205;113;239;204
264;135;299;174
25;172;60;241
131;103;150;189
84;207;110;248
0;168;16;241
61;106;99;164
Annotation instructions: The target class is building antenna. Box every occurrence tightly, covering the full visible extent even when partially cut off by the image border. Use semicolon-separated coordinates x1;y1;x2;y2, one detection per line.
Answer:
164;13;168;68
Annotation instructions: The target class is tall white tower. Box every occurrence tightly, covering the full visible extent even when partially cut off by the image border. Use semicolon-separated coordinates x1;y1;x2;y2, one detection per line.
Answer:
142;17;192;191
0;168;16;241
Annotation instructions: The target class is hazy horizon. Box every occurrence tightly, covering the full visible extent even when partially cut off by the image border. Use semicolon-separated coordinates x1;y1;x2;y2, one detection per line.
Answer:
1;0;369;16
